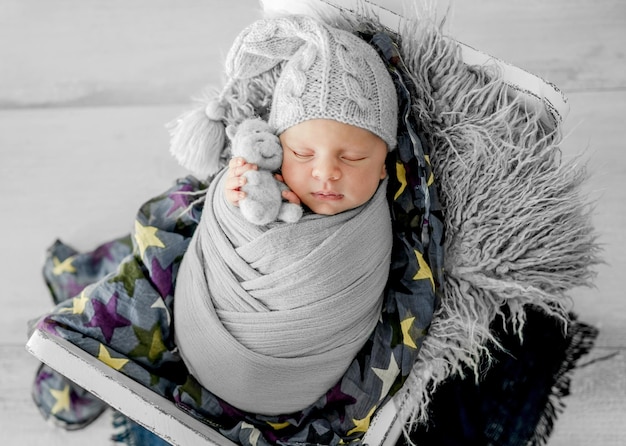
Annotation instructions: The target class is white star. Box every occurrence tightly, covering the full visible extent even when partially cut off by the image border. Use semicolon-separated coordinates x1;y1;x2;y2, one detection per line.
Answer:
372;353;400;399
151;298;171;325
241;422;260;446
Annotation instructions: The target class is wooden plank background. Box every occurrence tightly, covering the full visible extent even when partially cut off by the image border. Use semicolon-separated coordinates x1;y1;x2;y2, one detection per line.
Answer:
1;0;624;444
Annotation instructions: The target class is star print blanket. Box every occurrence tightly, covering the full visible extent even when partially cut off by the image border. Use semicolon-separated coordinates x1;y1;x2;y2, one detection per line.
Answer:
33;164;439;445
31;14;600;446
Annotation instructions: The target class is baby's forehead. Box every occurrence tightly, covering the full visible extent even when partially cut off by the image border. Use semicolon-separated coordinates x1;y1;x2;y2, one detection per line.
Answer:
279;119;388;150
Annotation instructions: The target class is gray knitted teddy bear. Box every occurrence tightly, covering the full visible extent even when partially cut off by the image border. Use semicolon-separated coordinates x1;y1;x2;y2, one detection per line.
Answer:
226;118;303;226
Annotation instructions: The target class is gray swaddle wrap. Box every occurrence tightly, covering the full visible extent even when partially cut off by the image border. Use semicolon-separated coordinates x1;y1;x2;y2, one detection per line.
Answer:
174;170;392;415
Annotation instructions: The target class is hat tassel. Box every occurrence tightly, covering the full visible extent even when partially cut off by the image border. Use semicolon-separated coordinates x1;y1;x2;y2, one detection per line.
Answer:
167;99;227;179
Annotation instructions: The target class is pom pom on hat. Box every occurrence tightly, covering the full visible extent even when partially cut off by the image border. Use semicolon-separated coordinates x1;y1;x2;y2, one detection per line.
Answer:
205;100;226;120
167;98;227;179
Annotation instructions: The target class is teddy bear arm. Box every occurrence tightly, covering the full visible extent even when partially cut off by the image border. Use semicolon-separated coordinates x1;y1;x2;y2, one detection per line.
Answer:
243;169;263;186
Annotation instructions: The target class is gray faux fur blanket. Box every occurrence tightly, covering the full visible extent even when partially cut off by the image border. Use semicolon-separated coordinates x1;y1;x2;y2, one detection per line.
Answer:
349;12;601;428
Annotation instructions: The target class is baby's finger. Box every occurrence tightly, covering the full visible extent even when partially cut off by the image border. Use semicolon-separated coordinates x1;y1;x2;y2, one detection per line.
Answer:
225;188;246;206
229;157;245;169
228;159;257;178
282;189;301;205
224;174;246;191
227;158;244;178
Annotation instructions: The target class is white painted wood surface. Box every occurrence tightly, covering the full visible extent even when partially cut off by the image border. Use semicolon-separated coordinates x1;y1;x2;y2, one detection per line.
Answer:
2;1;624;444
25;330;239;446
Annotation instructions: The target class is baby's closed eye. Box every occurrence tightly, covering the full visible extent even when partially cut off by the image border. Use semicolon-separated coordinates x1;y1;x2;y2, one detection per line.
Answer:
290;149;313;159
341;154;367;162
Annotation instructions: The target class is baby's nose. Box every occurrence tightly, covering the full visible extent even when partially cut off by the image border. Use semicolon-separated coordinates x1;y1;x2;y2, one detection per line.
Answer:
312;159;341;181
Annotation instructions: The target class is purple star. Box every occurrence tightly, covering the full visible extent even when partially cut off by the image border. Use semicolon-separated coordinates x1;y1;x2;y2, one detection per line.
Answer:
34;368;54;391
218;399;246;419
325;383;357;423
65;277;87;298
38;316;61;337
151;257;173;298
85;292;131;343
69;387;103;419
326;383;357;406
91;240;116;263
167;184;194;216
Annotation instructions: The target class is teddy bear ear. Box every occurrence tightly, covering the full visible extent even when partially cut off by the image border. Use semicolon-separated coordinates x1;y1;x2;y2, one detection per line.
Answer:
167;98;227;179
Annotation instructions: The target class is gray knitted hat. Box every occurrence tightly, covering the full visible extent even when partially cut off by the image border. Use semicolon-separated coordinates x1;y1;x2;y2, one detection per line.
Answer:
169;15;398;178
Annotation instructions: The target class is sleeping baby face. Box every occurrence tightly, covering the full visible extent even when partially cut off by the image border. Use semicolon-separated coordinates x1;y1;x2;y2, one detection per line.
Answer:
279;119;388;215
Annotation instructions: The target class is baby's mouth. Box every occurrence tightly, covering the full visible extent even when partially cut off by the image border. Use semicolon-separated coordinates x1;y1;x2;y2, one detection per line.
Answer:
312;191;344;200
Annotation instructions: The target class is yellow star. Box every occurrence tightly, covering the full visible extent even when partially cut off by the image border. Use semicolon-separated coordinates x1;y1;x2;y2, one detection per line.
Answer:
60;289;89;314
372;354;400;399
134;220;165;257
413;250;434;290
149;328;165;363
394;161;407;200
424;155;435;186
267;420;291;430
347;405;377;436
72;291;90;314
401;316;417;349
97;344;129;371
49;384;71;415
52;256;76;275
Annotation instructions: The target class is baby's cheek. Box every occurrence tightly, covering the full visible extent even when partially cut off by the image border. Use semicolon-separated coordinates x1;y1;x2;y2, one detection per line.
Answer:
279;162;300;188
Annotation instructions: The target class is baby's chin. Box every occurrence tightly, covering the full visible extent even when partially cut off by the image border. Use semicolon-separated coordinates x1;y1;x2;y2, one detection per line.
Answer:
304;199;365;216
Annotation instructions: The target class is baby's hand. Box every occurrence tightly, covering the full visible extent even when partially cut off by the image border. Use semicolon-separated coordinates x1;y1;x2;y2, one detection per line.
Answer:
224;157;257;206
275;173;301;205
